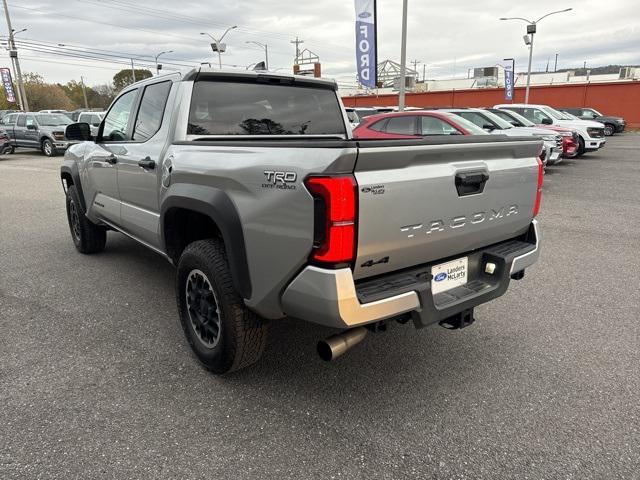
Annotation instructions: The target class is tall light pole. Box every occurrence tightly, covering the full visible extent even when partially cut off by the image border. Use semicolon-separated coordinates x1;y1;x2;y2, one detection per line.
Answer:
200;26;237;69
398;0;409;111
500;8;572;104
246;41;268;70
1;0;28;111
154;50;173;75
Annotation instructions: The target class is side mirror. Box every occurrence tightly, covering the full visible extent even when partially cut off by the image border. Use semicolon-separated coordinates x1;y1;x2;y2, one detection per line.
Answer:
483;124;496;131
27;124;37;130
65;122;92;141
541;118;553;125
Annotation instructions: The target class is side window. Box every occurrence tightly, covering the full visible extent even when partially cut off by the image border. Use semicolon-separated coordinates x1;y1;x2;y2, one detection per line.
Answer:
421;116;458;135
384;116;415;135
102;89;137;142
16;115;25;127
3;114;16;125
25;115;36;127
582;109;596;119
133;81;172;142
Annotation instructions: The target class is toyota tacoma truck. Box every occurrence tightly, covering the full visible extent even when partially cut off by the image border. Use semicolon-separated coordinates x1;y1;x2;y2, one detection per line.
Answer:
60;69;543;374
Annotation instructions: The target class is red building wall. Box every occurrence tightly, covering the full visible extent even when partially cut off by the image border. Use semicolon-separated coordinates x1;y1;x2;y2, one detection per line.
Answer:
342;81;640;127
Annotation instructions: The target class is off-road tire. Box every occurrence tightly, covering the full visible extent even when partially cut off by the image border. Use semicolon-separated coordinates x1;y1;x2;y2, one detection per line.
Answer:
42;138;57;157
176;239;268;374
65;185;106;253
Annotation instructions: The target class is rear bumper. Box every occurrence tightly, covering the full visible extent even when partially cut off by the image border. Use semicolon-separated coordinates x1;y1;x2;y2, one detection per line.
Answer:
281;220;540;329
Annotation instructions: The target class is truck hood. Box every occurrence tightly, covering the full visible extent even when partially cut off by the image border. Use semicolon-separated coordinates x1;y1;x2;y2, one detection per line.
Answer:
557;118;604;129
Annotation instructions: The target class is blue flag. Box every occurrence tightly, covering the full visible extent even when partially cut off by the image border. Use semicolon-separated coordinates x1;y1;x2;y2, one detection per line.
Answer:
355;0;377;88
504;65;514;101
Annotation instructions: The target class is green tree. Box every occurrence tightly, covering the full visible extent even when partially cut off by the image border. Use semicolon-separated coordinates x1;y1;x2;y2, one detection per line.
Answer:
113;68;153;93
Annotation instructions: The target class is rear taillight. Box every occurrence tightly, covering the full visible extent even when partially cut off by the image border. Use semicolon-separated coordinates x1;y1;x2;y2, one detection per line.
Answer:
533;156;544;217
305;175;357;265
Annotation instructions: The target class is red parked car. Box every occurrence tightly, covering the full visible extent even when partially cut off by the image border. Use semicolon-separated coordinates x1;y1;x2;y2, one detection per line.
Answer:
353;110;489;139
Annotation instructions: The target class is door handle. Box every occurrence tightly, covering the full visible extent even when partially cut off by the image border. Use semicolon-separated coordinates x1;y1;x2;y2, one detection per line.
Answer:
105;154;118;165
138;157;156;169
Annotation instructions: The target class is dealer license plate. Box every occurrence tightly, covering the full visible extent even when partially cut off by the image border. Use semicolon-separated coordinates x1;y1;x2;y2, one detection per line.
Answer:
431;257;468;294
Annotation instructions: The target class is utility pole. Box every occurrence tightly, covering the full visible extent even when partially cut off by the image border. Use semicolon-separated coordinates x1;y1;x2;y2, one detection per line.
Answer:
398;0;409;111
422;64;426;82
411;59;420;81
545;57;549;72
2;0;28;111
291;36;304;64
80;76;89;109
554;53;558;72
130;59;136;82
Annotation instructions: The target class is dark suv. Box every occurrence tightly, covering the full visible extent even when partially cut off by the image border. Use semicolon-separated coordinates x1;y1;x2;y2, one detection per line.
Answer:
561;108;625;136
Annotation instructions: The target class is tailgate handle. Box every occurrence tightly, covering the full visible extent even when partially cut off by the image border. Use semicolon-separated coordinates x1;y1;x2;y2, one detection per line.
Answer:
455;171;489;196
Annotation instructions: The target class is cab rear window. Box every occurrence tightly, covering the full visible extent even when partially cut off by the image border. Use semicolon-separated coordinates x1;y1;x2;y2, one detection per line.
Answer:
188;80;346;136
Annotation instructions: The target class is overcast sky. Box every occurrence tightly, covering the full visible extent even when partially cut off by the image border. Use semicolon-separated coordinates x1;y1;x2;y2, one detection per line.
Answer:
3;0;639;88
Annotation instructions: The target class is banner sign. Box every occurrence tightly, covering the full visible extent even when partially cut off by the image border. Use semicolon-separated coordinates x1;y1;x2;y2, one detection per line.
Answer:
355;0;377;88
0;68;16;103
504;64;514;101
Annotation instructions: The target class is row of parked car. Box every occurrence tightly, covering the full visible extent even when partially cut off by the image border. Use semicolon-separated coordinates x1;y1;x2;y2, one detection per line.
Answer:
0;109;105;157
346;104;625;166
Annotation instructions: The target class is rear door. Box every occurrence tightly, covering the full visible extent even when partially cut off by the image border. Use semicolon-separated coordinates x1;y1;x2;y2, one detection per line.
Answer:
352;138;541;280
115;80;173;248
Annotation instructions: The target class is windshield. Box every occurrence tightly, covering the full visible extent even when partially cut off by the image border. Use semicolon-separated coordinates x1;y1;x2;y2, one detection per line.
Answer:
479;110;514;129
439;112;488;135
543;106;572;120
355;108;379;118
35;114;72;126
490;109;535;127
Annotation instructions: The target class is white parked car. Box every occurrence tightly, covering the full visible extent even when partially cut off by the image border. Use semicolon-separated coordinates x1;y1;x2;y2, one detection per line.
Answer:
493;104;606;156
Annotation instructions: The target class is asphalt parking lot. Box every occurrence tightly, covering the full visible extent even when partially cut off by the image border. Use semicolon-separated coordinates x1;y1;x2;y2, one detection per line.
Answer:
1;135;639;479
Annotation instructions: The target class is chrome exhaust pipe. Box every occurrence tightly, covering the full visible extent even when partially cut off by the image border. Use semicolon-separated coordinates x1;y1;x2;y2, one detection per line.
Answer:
317;327;368;362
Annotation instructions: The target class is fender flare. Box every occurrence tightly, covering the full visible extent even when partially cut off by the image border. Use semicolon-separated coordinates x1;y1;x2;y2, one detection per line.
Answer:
60;163;87;212
161;185;252;299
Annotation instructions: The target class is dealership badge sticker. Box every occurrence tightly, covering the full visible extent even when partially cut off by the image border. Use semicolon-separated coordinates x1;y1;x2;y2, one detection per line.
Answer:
504;64;514;101
354;0;377;88
0;68;16;103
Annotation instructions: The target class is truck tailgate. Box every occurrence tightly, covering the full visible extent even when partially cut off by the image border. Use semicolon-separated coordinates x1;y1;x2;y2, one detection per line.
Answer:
352;138;541;280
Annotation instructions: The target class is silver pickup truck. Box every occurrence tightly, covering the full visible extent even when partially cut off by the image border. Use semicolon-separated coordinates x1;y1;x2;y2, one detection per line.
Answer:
61;70;542;374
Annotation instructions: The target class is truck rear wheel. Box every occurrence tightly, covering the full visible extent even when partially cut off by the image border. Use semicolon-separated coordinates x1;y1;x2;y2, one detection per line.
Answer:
176;239;268;374
65;185;107;253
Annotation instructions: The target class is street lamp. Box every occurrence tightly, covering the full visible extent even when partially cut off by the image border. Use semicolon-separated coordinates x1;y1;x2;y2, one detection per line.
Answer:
12;28;26;36
154;50;173;75
500;8;572;103
200;26;237;69
245;41;268;70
